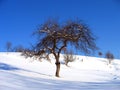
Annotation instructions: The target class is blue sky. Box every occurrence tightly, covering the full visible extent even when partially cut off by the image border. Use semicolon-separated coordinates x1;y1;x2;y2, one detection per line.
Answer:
0;0;120;58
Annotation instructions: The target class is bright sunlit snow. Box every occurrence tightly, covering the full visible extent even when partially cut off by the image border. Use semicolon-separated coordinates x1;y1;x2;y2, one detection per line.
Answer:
0;52;120;90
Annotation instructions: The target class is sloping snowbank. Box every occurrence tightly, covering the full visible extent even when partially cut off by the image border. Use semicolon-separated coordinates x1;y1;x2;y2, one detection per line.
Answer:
0;52;120;90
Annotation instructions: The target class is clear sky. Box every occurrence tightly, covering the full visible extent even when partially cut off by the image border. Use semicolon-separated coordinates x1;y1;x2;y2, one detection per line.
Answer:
0;0;120;58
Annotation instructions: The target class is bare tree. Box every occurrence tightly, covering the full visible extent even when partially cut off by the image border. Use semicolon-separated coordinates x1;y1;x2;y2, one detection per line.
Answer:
63;50;76;66
98;51;102;57
14;45;25;52
28;18;97;77
6;41;12;52
21;48;50;62
105;51;114;64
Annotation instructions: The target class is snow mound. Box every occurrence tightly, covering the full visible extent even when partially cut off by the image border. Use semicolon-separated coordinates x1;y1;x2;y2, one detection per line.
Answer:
0;52;120;90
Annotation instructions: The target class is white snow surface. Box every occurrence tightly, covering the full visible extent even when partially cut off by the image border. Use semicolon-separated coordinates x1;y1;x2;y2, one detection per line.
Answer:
0;52;120;90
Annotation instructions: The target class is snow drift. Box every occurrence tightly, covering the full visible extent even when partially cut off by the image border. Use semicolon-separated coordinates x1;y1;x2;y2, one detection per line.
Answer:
0;52;120;90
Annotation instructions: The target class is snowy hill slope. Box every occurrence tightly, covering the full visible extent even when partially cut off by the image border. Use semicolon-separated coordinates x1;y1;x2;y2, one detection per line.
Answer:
0;52;120;90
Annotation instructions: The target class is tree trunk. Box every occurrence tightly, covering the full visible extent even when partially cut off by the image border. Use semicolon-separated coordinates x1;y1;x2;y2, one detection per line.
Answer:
55;61;60;77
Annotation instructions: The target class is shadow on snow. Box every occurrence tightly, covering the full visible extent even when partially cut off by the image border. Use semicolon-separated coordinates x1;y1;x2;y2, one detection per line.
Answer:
0;63;19;70
0;62;52;77
0;63;120;90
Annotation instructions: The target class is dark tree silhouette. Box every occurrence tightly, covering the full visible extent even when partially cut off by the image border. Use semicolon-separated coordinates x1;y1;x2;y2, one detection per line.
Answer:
98;52;102;57
105;51;114;64
14;45;25;52
29;19;97;77
6;41;12;52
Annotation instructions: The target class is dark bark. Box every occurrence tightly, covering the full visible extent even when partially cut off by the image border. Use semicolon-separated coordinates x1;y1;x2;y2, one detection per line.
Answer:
55;61;60;77
53;52;61;77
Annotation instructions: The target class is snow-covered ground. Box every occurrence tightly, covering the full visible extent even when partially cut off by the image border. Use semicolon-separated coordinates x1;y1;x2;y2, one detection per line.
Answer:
0;52;120;90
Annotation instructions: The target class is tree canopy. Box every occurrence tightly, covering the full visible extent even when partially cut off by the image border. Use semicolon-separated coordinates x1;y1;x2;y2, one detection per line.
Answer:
26;18;98;77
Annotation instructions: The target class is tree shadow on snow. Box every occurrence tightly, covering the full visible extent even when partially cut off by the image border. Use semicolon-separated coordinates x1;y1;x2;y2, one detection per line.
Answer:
0;63;20;70
0;62;52;77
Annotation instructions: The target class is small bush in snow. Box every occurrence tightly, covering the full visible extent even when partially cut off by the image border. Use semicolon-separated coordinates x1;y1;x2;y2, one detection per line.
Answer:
6;41;12;52
105;51;114;64
98;51;103;57
63;50;76;66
